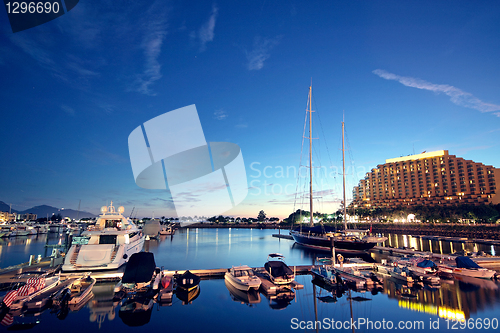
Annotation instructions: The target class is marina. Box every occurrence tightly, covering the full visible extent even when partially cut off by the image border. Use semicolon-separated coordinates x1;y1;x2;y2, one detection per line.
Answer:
1;228;500;332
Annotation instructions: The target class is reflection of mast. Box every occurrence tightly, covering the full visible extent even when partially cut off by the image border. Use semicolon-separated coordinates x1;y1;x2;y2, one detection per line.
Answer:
349;289;355;333
313;282;319;333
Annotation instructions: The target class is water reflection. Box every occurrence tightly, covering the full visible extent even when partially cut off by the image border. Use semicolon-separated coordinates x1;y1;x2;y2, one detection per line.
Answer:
88;282;118;328
225;279;261;306
380;271;500;320
381;233;500;256
1;229;499;333
118;296;154;327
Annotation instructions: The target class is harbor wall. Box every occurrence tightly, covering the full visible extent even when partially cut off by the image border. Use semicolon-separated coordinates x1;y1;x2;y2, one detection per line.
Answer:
370;223;500;239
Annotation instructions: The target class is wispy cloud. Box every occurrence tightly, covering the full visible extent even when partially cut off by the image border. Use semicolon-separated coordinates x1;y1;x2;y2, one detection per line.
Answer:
246;36;281;71
191;4;218;52
214;109;227;120
61;105;76;116
373;69;500;114
81;142;128;165
131;4;169;96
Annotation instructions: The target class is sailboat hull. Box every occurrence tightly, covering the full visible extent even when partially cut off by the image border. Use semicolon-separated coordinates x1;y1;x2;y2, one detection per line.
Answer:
291;231;377;253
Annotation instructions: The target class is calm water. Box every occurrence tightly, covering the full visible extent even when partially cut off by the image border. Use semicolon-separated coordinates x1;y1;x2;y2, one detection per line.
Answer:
1;229;500;332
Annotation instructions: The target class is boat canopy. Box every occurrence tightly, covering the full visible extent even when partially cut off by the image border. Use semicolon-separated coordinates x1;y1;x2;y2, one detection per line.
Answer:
122;252;156;284
264;261;293;278
455;256;482;269
176;270;201;288
416;259;437;269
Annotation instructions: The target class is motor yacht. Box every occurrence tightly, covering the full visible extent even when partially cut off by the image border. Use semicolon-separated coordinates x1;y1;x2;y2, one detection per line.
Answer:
62;202;145;271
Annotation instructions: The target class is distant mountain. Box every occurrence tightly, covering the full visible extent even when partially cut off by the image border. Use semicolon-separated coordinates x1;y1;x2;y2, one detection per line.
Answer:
19;205;97;220
0;201;17;214
0;201;96;220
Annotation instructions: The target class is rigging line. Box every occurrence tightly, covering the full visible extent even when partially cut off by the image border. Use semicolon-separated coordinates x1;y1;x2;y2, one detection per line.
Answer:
343;125;359;206
312;93;337;179
292;94;313;220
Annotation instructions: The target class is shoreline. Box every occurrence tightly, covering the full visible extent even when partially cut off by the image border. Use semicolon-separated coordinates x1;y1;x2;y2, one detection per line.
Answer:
181;222;500;239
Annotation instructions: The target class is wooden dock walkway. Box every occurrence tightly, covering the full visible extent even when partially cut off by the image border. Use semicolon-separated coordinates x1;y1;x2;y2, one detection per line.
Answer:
163;265;313;279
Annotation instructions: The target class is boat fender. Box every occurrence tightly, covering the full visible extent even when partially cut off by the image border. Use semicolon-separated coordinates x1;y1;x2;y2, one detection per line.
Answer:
123;254;128;259
113;282;123;293
152;274;161;290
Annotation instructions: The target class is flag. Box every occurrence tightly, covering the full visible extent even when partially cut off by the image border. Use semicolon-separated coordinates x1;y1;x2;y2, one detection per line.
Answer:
1;313;13;326
1;290;17;308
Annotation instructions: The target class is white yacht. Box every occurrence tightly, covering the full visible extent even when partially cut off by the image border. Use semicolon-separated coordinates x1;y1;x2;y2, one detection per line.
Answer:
62;202;145;272
224;265;261;291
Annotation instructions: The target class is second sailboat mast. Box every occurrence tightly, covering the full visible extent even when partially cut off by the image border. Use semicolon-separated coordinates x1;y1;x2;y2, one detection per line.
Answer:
308;86;314;227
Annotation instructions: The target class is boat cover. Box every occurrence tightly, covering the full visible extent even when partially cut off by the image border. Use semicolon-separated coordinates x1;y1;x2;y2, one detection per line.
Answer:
122;252;156;284
176;270;201;289
264;261;293;278
416;259;437;269
455;256;482;269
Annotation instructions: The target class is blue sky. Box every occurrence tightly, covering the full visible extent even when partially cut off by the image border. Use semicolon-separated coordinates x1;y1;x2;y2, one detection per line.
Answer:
1;1;499;219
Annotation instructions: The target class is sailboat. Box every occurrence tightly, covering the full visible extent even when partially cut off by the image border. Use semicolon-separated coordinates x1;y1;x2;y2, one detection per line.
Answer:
290;86;386;253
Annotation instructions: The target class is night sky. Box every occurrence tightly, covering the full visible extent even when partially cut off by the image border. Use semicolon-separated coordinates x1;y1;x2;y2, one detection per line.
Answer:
1;1;499;219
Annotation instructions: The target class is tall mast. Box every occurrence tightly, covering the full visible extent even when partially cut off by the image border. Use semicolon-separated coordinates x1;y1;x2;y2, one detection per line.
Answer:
342;119;347;230
308;86;314;226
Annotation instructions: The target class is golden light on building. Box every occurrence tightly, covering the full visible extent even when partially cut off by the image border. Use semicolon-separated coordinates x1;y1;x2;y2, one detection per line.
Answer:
351;150;499;209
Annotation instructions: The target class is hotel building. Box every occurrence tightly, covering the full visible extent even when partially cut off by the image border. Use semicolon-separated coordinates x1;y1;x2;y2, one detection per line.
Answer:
351;150;500;209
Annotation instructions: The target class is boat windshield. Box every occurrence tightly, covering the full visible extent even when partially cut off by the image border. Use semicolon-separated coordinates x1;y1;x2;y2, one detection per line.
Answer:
105;219;121;228
72;236;90;245
234;269;254;277
99;235;117;245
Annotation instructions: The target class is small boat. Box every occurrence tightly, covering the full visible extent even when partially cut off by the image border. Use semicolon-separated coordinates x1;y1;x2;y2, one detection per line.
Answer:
23;277;76;313
449;256;496;279
113;252;161;298
176;284;200;305
176;270;200;292
4;273;61;311
390;265;414;283
142;219;161;238
396;258;440;284
0;224;13;238
224;266;261;291
311;264;341;287
264;253;295;285
67;274;96;305
159;225;175;235
157;274;174;304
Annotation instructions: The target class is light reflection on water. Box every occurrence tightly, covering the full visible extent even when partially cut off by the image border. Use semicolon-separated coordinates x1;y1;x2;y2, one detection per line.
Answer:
0;229;499;333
